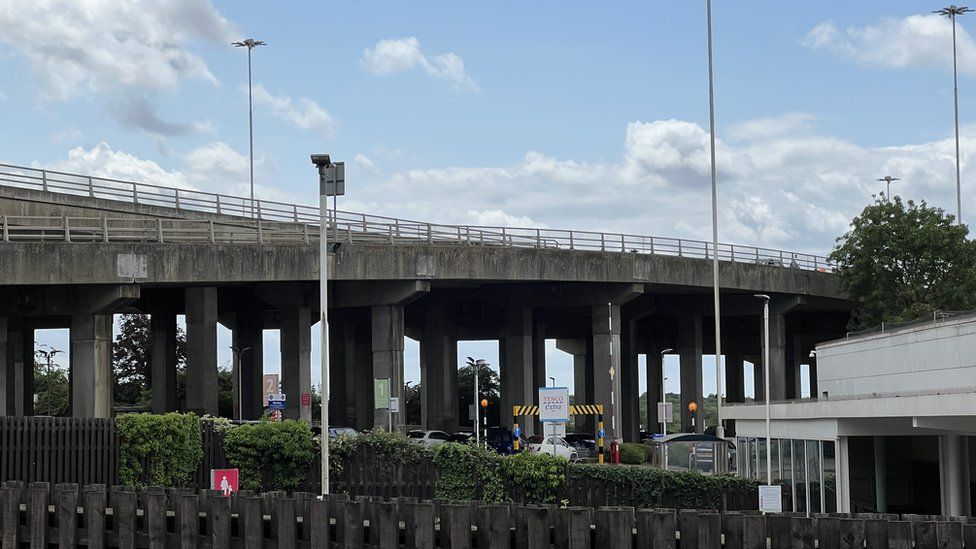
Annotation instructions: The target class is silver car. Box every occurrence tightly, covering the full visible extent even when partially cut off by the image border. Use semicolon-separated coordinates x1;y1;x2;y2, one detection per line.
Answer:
407;429;450;447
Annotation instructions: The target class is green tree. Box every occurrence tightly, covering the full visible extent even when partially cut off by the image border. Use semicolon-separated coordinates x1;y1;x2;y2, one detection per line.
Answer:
113;314;187;407
829;196;976;330
33;359;69;416
404;382;421;427
458;360;501;430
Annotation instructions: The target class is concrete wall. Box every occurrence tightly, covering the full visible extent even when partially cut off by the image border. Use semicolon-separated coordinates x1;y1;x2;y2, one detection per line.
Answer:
817;314;976;400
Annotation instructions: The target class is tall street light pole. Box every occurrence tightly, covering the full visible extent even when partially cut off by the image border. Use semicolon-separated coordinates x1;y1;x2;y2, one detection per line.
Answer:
658;348;673;437
706;0;725;438
312;154;344;496
877;176;900;202
754;294;772;487
35;345;62;415
232;38;266;217
936;6;972;224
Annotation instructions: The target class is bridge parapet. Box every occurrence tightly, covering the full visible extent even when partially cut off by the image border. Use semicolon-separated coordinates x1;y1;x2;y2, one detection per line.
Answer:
0;162;833;271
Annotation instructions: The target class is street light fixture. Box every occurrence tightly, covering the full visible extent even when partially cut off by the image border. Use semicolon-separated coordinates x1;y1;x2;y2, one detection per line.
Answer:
935;6;972;223
705;0;725;439
232;38;267;217
312;154;345;496
229;346;252;420
877;176;900;202
754;294;772;487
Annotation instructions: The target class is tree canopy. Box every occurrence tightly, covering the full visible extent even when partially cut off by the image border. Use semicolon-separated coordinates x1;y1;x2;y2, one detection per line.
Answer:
829;195;976;330
113;314;187;407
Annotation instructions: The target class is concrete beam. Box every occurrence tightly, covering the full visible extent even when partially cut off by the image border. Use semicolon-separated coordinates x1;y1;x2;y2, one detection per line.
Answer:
150;311;178;413
333;280;430;308
70;313;112;417
281;306;312;422
185;287;218;415
483;283;644;308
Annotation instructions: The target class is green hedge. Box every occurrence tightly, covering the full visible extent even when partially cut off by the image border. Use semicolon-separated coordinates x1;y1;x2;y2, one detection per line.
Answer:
619;443;651;465
223;420;316;491
117;412;203;488
329;430;431;493
568;463;757;510
500;451;566;504
433;443;506;502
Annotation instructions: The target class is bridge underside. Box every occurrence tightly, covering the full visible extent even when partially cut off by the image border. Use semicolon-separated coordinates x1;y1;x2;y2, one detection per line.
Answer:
0;178;851;440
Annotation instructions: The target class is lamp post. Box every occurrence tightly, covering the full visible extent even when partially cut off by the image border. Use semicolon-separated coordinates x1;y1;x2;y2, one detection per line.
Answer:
705;0;725;439
35;345;62;415
935;6;972;224
311;154;344;496
466;357;487;445
755;294;772;486
232;38;267;217
229;345;252;420
877;176;900;202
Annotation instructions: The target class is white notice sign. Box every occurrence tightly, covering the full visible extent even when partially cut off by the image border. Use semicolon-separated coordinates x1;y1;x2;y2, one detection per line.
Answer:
657;402;674;423
538;387;569;422
759;485;783;513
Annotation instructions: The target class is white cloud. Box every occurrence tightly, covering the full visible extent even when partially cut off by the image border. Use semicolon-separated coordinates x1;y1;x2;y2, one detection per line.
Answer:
728;112;816;141
184;142;250;181
38;142;192;189
251;85;336;137
347;116;975;255
0;0;237;101
803;14;976;74
361;37;478;92
50;128;82;144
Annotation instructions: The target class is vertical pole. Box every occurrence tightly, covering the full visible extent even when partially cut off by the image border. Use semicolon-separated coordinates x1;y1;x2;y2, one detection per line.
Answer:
320;184;331;495
248;45;256;219
706;0;724;439
763;299;772;487
597;415;605;464
474;363;480;445
953;13;963;224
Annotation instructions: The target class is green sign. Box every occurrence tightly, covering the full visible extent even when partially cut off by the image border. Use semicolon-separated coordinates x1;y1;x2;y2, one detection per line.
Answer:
374;378;390;409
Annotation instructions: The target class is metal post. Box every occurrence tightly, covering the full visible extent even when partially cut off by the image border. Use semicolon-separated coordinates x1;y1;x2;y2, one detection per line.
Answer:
756;294;772;487
953;11;964;223
706;0;724;439
319;182;331;495
474;361;480;446
247;45;255;218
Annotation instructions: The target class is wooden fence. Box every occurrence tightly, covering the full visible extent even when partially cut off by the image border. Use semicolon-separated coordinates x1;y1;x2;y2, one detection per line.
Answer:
0;416;118;487
2;481;975;548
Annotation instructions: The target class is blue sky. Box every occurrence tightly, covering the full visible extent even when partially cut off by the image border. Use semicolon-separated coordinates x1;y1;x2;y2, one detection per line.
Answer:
1;1;958;408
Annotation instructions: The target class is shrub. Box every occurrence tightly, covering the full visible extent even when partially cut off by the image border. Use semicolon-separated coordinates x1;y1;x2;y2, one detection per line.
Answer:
117;412;203;488
501;451;566;504
223;420;316;491
433;443;506;502
328;430;431;494
568;463;757;510
618;443;648;465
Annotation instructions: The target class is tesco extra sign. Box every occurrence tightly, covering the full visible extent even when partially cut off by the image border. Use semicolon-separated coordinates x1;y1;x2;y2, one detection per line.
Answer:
539;387;570;422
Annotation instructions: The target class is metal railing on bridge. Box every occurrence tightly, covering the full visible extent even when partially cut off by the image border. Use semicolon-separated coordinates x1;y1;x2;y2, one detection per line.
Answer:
0;163;834;271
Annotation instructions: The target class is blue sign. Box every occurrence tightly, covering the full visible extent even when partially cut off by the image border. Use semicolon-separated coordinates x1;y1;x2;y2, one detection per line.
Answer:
598;429;605;439
513;427;521;438
268;400;285;411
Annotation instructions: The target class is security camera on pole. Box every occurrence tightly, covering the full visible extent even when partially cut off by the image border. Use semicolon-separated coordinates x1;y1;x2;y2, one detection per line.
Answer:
311;154;344;496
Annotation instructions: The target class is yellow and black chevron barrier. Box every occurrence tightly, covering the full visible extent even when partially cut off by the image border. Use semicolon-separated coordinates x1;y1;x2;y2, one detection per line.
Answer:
511;403;605;462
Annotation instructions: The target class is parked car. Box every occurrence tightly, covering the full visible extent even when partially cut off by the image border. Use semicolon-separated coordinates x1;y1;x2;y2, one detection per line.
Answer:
448;432;475;444
564;433;596;450
407;429;450;447
526;435;579;461
486;426;516;454
311;425;358;439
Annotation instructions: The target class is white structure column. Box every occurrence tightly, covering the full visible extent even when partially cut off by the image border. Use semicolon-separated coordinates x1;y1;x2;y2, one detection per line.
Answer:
837;436;851;513
874;437;887;513
940;434;971;517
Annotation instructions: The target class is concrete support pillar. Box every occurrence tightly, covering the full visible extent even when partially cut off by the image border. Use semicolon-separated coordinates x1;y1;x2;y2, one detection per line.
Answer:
70;313;112;418
420;304;457;432
592;304;622;440
185;287;218;415
371;305;405;431
281;306;312;422
838;437;851;513
725;351;744;403
150;311;178;413
5;321;33;416
329;321;350;427
678;316;703;433
874;437;887;513
620;318;639;441
940;434;971;517
234;312;264;420
353;334;373;431
531;323;547;435
557;338;592;433
0;317;7;415
646;347;665;434
762;313;787;401
501;307;534;434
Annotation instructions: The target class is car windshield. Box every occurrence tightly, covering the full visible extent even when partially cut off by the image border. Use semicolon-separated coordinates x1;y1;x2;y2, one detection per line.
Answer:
527;435;544;444
407;431;426;439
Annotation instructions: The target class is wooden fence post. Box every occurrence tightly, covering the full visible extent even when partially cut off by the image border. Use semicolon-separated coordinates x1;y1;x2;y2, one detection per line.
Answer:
553;507;592;549
84;484;107;548
1;482;22;547
146;489;168;549
274;496;297;549
697;512;722;549
308;497;331;548
112;489;138;549
28;482;49;549
374;501;398;549
678;509;699;548
742;514;767;549
241;496;264;549
56;483;79;548
476;504;512;549
207;491;231;549
178;494;199;549
343;499;364;548
514;505;548;549
595;506;634;547
442;502;473;549
936;521;963;549
636;509;676;549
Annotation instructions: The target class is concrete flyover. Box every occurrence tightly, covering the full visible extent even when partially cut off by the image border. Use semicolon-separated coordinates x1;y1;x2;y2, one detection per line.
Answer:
0;163;850;441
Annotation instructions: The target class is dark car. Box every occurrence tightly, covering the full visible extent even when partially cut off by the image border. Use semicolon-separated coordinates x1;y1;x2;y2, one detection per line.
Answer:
564;433;596;450
486;426;516;454
448;432;475;444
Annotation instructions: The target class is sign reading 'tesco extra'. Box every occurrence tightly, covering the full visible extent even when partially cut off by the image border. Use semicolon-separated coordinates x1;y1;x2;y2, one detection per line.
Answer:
538;387;569;422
